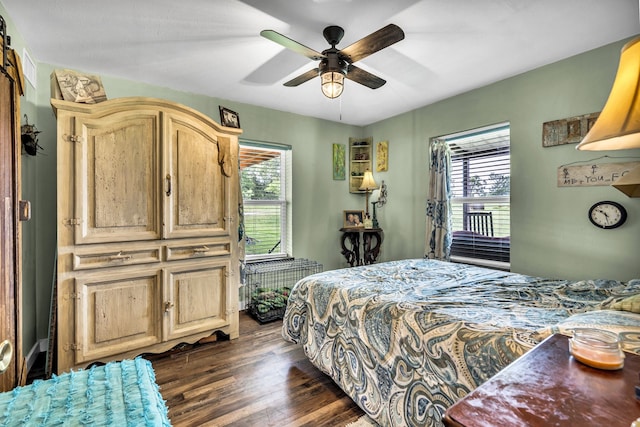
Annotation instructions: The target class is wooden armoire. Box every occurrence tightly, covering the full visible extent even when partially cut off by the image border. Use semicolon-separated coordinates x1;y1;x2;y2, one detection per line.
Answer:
52;97;241;374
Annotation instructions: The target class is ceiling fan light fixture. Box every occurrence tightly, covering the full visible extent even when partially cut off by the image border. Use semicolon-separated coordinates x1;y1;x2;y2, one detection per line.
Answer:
320;55;347;99
261;24;404;97
321;70;344;98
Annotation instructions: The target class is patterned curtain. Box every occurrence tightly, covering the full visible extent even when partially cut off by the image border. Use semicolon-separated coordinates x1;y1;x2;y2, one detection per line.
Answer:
425;139;452;260
237;145;246;285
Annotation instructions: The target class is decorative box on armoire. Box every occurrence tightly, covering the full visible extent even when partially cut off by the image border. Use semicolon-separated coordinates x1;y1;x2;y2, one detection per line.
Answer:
52;97;241;374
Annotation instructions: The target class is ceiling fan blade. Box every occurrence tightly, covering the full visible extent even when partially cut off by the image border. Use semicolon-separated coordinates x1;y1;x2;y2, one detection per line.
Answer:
284;68;320;87
340;24;405;63
345;65;386;89
261;30;326;61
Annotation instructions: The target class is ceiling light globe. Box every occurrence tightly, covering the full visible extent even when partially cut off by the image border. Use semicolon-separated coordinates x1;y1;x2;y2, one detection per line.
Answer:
321;71;344;98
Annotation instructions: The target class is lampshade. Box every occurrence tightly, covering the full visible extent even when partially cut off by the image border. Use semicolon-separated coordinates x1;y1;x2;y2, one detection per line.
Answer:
576;37;640;151
321;71;344;99
359;170;378;191
612;165;640;197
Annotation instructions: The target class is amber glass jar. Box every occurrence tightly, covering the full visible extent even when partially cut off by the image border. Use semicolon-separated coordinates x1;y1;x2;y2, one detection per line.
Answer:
569;328;624;370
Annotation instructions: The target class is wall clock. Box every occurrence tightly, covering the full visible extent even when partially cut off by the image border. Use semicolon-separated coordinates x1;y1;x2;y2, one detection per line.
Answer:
588;201;627;229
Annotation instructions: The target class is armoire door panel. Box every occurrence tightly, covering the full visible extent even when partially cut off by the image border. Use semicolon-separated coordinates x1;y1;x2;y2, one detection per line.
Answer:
164;261;229;341
165;117;227;239
74;270;162;363
74;112;161;244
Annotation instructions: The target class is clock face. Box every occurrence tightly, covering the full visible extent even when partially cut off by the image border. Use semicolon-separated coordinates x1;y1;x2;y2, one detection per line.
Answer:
588;201;627;229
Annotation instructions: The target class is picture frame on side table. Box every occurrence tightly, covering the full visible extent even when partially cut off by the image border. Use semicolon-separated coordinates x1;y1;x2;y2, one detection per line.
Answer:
343;210;364;228
219;106;241;128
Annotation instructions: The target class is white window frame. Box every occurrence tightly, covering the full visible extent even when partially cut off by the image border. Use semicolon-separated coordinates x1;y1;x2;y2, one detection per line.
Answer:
443;122;511;270
240;140;291;262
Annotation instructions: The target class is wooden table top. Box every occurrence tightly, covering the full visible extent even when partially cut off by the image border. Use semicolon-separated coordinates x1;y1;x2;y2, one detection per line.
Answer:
444;333;640;427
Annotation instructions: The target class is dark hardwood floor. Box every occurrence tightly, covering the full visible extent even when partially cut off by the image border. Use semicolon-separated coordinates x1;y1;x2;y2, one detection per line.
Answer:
148;312;365;426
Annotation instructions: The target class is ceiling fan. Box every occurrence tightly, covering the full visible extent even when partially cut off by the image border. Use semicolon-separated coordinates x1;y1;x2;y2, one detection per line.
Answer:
260;24;405;98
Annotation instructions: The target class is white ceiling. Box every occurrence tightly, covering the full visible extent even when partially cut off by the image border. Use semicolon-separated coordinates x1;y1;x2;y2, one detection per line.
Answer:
3;0;640;126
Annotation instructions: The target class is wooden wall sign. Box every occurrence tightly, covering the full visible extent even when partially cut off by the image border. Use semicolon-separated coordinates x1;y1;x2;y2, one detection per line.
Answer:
557;161;640;187
543;112;599;147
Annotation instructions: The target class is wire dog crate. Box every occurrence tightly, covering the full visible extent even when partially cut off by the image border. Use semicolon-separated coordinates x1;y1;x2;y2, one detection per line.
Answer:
245;258;323;323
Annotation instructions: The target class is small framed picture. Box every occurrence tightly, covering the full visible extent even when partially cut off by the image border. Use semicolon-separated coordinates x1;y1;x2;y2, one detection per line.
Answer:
219;106;241;128
333;143;345;180
343;210;364;228
376;140;388;172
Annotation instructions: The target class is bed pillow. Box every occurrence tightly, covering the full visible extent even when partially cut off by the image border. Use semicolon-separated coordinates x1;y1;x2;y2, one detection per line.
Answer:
609;294;640;313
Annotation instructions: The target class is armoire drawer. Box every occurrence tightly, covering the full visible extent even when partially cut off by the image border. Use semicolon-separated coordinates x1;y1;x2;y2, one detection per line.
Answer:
165;241;231;261
72;247;161;271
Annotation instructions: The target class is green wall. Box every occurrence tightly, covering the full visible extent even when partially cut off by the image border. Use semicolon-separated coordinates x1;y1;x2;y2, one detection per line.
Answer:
364;38;640;281
3;2;640;358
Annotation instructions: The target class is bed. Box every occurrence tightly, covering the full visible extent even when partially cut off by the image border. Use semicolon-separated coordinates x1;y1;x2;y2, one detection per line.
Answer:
281;259;640;427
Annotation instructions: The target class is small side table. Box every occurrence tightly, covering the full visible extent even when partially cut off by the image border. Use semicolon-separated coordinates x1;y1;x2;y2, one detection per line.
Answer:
443;334;640;427
340;227;383;266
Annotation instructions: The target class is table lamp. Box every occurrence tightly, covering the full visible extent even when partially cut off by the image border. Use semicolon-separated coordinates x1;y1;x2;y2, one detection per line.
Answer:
359;170;378;219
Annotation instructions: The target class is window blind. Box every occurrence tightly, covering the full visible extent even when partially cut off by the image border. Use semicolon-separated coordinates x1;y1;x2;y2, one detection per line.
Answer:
445;123;511;267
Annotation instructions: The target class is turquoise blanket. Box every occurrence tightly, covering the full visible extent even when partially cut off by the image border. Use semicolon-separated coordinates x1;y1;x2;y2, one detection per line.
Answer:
0;357;171;426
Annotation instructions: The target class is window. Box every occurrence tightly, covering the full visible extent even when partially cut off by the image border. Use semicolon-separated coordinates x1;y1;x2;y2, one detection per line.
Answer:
443;123;510;268
239;142;291;260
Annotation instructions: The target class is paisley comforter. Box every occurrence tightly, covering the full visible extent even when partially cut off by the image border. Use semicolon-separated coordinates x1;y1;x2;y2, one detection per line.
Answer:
281;259;640;427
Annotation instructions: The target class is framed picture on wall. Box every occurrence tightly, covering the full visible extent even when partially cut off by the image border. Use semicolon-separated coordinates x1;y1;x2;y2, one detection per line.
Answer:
376;140;388;172
333;143;346;180
219;106;241;128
